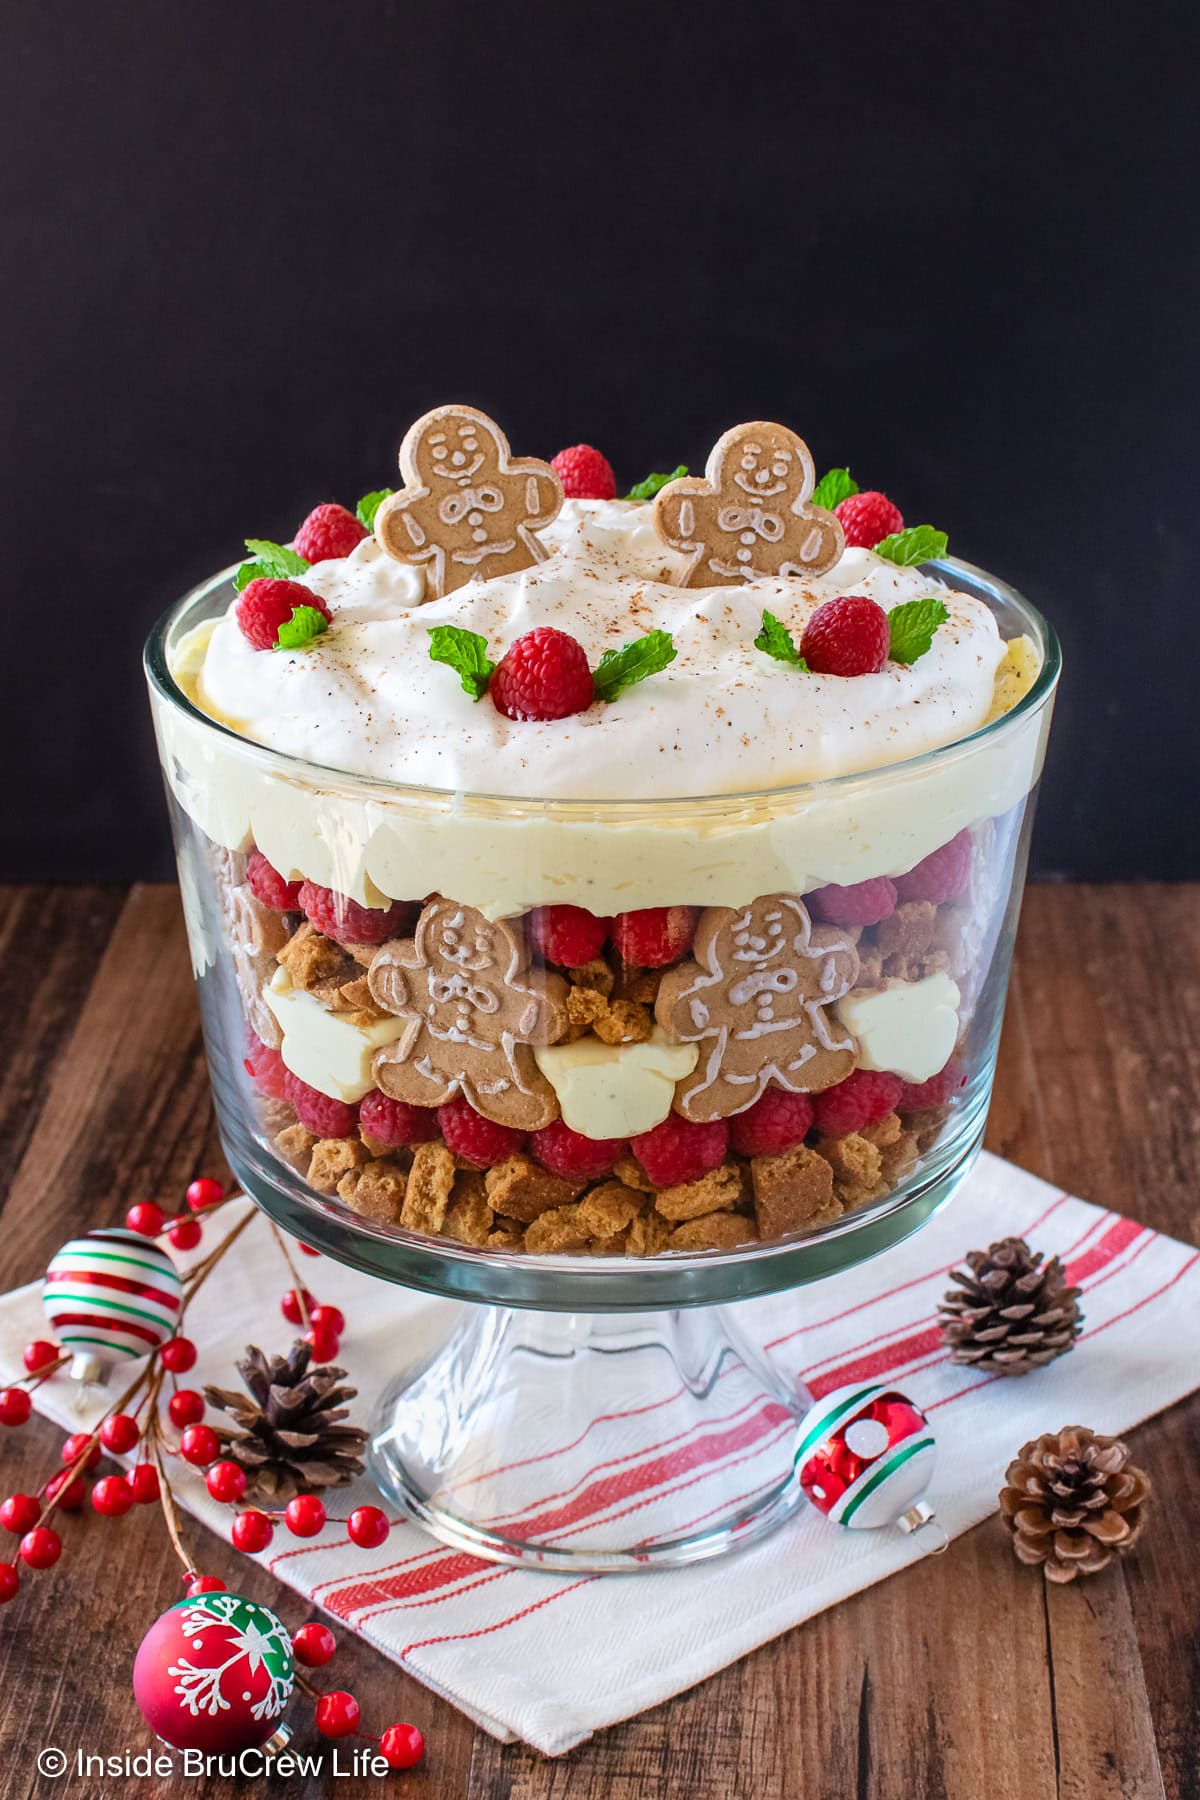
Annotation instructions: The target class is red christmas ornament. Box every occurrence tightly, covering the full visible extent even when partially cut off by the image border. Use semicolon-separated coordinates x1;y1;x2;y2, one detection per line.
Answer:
186;1177;225;1212
160;1336;198;1374
315;1690;360;1739
23;1340;59;1374
795;1383;938;1531
133;1593;295;1753
380;1722;426;1770
291;1622;337;1667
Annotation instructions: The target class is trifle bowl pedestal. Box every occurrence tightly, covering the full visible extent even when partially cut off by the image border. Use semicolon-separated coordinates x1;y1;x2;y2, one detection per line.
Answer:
147;544;1058;1574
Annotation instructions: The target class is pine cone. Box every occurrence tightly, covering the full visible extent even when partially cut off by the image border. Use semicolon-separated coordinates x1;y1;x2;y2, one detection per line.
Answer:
203;1340;367;1504
938;1236;1082;1374
999;1426;1151;1582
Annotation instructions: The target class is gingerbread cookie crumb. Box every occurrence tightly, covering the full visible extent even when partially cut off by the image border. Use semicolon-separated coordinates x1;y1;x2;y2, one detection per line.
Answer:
751;1145;839;1238
338;1159;407;1225
485;1154;584;1223
670;1213;759;1252
653;1163;742;1221
307;1136;372;1195
525;1204;591;1255
275;1123;317;1173
578;1182;645;1239
400;1142;457;1235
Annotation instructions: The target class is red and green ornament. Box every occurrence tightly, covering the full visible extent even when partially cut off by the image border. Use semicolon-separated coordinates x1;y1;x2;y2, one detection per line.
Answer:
132;1592;294;1754
43;1229;182;1383
795;1383;937;1532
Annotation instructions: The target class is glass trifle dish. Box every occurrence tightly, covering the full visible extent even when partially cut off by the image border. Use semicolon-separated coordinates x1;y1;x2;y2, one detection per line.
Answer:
145;408;1058;1569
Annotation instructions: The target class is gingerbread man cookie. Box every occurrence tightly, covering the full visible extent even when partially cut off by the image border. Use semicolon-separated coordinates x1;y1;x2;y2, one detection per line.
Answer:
367;898;568;1130
652;422;844;587
374;405;564;598
655;894;859;1121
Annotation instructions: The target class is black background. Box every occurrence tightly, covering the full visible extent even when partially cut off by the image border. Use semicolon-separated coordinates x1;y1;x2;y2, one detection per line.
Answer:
3;2;1196;882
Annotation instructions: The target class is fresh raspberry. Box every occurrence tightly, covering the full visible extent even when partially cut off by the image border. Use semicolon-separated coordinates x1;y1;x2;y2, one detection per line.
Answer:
729;1089;814;1157
631;1113;729;1187
812;1070;903;1136
235;578;331;652
801;595;890;677
611;906;698;968
490;627;595;722
529;1119;626;1180
282;1070;359;1139
551;445;617;501
834;490;905;549
896;1058;966;1111
244;1031;289;1100
806;876;897;928
293;502;367;564
894;831;972;905
246;850;302;911
298;881;412;946
438;1096;525;1167
528;904;608;966
359;1089;440;1149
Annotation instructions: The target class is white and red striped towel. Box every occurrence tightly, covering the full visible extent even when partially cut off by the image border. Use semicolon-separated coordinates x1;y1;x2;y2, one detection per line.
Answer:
1;1150;1197;1756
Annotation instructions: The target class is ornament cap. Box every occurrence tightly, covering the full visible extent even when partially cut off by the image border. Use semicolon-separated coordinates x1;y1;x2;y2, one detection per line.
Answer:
68;1351;107;1386
261;1725;293;1756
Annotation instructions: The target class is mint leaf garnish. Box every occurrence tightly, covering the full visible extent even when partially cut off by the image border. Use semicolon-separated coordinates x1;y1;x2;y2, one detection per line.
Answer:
811;467;858;511
274;605;329;652
356;488;393;530
872;524;948;567
754;610;808;669
887;596;949;665
593;630;677;703
624;465;688;502
234;538;311;592
427;625;496;701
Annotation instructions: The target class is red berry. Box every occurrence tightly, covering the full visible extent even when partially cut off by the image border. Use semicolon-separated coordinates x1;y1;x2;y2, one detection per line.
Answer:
231;1508;274;1553
168;1390;205;1428
437;1096;525;1167
298;1241;321;1257
551;443;617;500
490;627;595;722
0;1389;31;1427
812;1070;903;1136
99;1413;139;1454
806;876;897;929
205;1460;247;1503
293;502;368;564
62;1433;100;1471
729;1089;815;1157
292;1621;337;1667
347;1505;390;1549
244;1032;290;1100
282;1070;360;1139
298;880;410;948
631;1114;729;1187
611;906;698;968
285;1494;326;1538
245;850;302;912
308;1324;341;1364
180;1424;220;1467
0;1494;41;1535
896;1058;967;1111
129;1464;160;1505
894;830;972;905
126;1201;165;1237
19;1526;61;1569
160;1336;197;1374
235;576;331;652
528;904;608;966
529;1119;626;1181
45;1470;86;1511
281;1287;315;1326
315;1690;361;1739
185;1574;226;1596
186;1176;226;1212
358;1089;439;1149
92;1475;134;1517
380;1723;426;1770
23;1341;58;1375
168;1218;202;1251
0;1563;18;1603
801;595;890;677
310;1304;345;1336
834;489;905;549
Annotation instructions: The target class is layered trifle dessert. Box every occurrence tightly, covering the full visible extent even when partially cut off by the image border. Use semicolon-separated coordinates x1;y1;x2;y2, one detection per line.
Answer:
150;407;1055;1260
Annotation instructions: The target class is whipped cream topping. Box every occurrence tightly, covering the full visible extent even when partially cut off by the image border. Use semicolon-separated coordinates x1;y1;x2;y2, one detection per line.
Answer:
189;501;1007;801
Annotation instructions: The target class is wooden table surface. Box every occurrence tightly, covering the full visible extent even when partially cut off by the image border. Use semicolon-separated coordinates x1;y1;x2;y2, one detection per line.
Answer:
0;882;1196;1800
